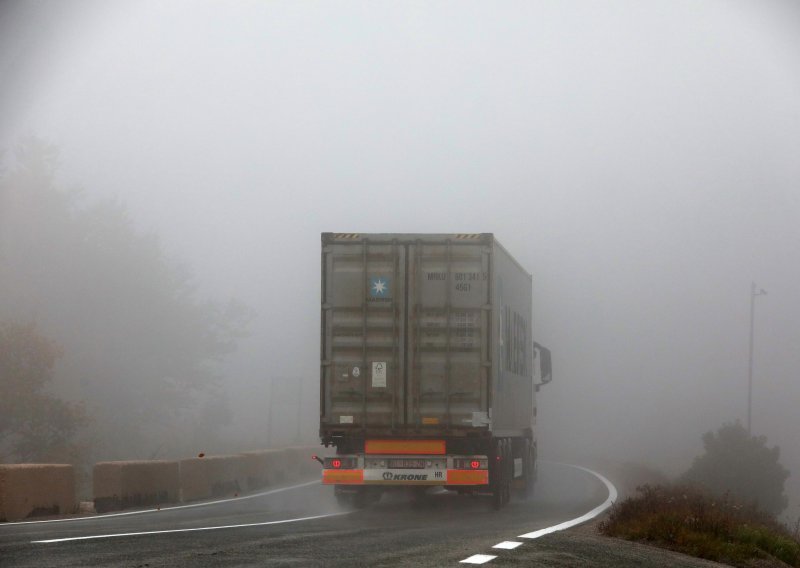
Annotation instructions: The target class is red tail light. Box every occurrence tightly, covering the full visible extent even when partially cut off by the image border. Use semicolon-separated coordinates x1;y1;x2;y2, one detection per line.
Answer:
324;456;357;469
454;457;488;470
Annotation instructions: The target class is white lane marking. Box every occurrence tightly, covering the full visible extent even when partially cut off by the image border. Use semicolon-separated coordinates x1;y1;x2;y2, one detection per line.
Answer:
517;463;617;539
32;511;348;544
458;462;618;564
459;554;497;564
2;480;320;527
492;541;522;550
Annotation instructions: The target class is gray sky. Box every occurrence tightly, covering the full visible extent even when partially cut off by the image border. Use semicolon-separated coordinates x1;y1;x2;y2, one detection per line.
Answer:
2;0;800;514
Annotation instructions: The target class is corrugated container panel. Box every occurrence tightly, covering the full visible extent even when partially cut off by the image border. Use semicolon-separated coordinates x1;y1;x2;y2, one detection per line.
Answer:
407;241;490;429
490;241;535;434
320;233;534;437
322;239;405;429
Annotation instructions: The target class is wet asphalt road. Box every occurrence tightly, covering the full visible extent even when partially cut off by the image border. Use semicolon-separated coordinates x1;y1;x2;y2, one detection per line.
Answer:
0;462;610;567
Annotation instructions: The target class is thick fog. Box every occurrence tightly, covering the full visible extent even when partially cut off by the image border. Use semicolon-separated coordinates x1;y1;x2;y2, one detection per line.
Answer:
2;1;799;516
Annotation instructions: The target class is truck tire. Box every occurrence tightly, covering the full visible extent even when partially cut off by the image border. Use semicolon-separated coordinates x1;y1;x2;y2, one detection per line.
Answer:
492;439;511;510
523;444;534;499
503;440;512;506
409;486;432;508
514;440;534;500
335;487;371;509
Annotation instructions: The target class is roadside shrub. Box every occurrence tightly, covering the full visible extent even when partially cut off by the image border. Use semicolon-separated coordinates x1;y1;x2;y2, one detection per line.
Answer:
682;422;789;516
600;484;800;567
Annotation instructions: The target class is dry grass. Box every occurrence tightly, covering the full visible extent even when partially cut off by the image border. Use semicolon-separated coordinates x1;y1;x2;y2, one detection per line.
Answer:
599;485;800;567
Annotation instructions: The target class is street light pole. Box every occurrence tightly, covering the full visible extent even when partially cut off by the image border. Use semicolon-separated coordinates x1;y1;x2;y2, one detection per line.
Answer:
295;376;304;444
747;281;767;435
267;376;276;447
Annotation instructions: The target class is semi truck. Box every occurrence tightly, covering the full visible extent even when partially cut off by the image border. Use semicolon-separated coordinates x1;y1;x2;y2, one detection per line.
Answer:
318;233;551;509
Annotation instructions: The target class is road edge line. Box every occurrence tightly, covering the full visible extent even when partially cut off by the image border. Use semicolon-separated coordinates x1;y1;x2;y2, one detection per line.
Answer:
458;462;618;564
517;462;617;539
31;511;349;544
2;479;321;527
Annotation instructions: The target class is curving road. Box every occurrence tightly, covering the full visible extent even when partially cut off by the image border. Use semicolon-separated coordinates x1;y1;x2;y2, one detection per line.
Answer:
0;462;613;567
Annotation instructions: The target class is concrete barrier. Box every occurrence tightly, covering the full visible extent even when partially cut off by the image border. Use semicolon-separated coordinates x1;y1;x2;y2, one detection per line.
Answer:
284;446;324;478
179;454;248;502
178;458;212;502
241;449;289;490
0;464;75;522
241;446;330;490
93;460;180;513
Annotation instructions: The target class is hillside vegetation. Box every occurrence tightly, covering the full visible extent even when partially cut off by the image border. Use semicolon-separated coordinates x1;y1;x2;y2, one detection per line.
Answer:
600;484;800;567
600;423;797;566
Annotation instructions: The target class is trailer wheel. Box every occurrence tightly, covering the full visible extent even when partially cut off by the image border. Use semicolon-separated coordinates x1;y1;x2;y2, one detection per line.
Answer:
493;479;510;509
492;439;511;510
409;487;432;509
524;444;534;499
335;492;350;508
335;487;371;509
515;440;534;500
503;440;512;506
491;484;503;509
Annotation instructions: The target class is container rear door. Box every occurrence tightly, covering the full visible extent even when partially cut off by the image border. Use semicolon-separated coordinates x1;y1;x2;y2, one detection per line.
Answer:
407;241;490;430
321;240;405;429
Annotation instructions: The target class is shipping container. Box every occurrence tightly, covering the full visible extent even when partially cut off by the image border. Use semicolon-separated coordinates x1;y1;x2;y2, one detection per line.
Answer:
318;233;551;508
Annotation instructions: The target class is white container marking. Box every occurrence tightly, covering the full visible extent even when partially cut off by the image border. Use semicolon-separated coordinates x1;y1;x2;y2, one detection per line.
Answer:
372;361;387;387
492;541;522;549
459;554;497;564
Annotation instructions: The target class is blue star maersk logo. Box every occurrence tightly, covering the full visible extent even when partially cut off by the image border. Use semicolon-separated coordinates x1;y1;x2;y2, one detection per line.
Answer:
369;276;390;298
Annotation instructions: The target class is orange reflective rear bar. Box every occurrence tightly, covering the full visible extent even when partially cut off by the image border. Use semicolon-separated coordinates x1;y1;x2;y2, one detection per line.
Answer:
364;439;446;455
322;469;364;485
446;470;489;485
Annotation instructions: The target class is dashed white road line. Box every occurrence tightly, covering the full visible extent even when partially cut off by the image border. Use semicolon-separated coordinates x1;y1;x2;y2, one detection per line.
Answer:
492;541;522;549
459;462;618;564
32;512;349;544
2;480;320;527
460;554;497;564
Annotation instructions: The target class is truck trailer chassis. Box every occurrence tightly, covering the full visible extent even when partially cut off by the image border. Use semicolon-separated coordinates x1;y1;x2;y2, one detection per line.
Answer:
320;436;535;509
318;233;550;509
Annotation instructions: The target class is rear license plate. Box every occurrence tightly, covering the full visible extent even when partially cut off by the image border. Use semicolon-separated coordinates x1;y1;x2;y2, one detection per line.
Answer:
387;459;425;468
